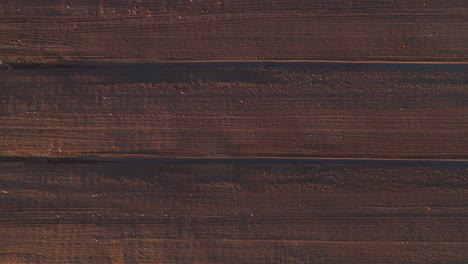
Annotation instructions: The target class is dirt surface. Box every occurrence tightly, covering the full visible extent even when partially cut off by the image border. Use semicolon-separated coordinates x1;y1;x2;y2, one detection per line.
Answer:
1;64;467;159
0;0;467;64
1;1;467;263
1;161;467;263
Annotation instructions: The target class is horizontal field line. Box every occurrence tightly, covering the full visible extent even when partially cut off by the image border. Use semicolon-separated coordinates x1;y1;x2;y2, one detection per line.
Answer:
2;60;468;69
1;156;468;166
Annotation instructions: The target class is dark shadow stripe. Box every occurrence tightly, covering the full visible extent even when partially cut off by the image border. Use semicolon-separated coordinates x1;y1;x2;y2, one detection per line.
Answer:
1;157;468;167
3;61;468;70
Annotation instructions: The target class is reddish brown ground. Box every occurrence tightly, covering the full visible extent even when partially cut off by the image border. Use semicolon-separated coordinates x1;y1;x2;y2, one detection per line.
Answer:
1;161;467;263
0;1;467;263
0;0;467;64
